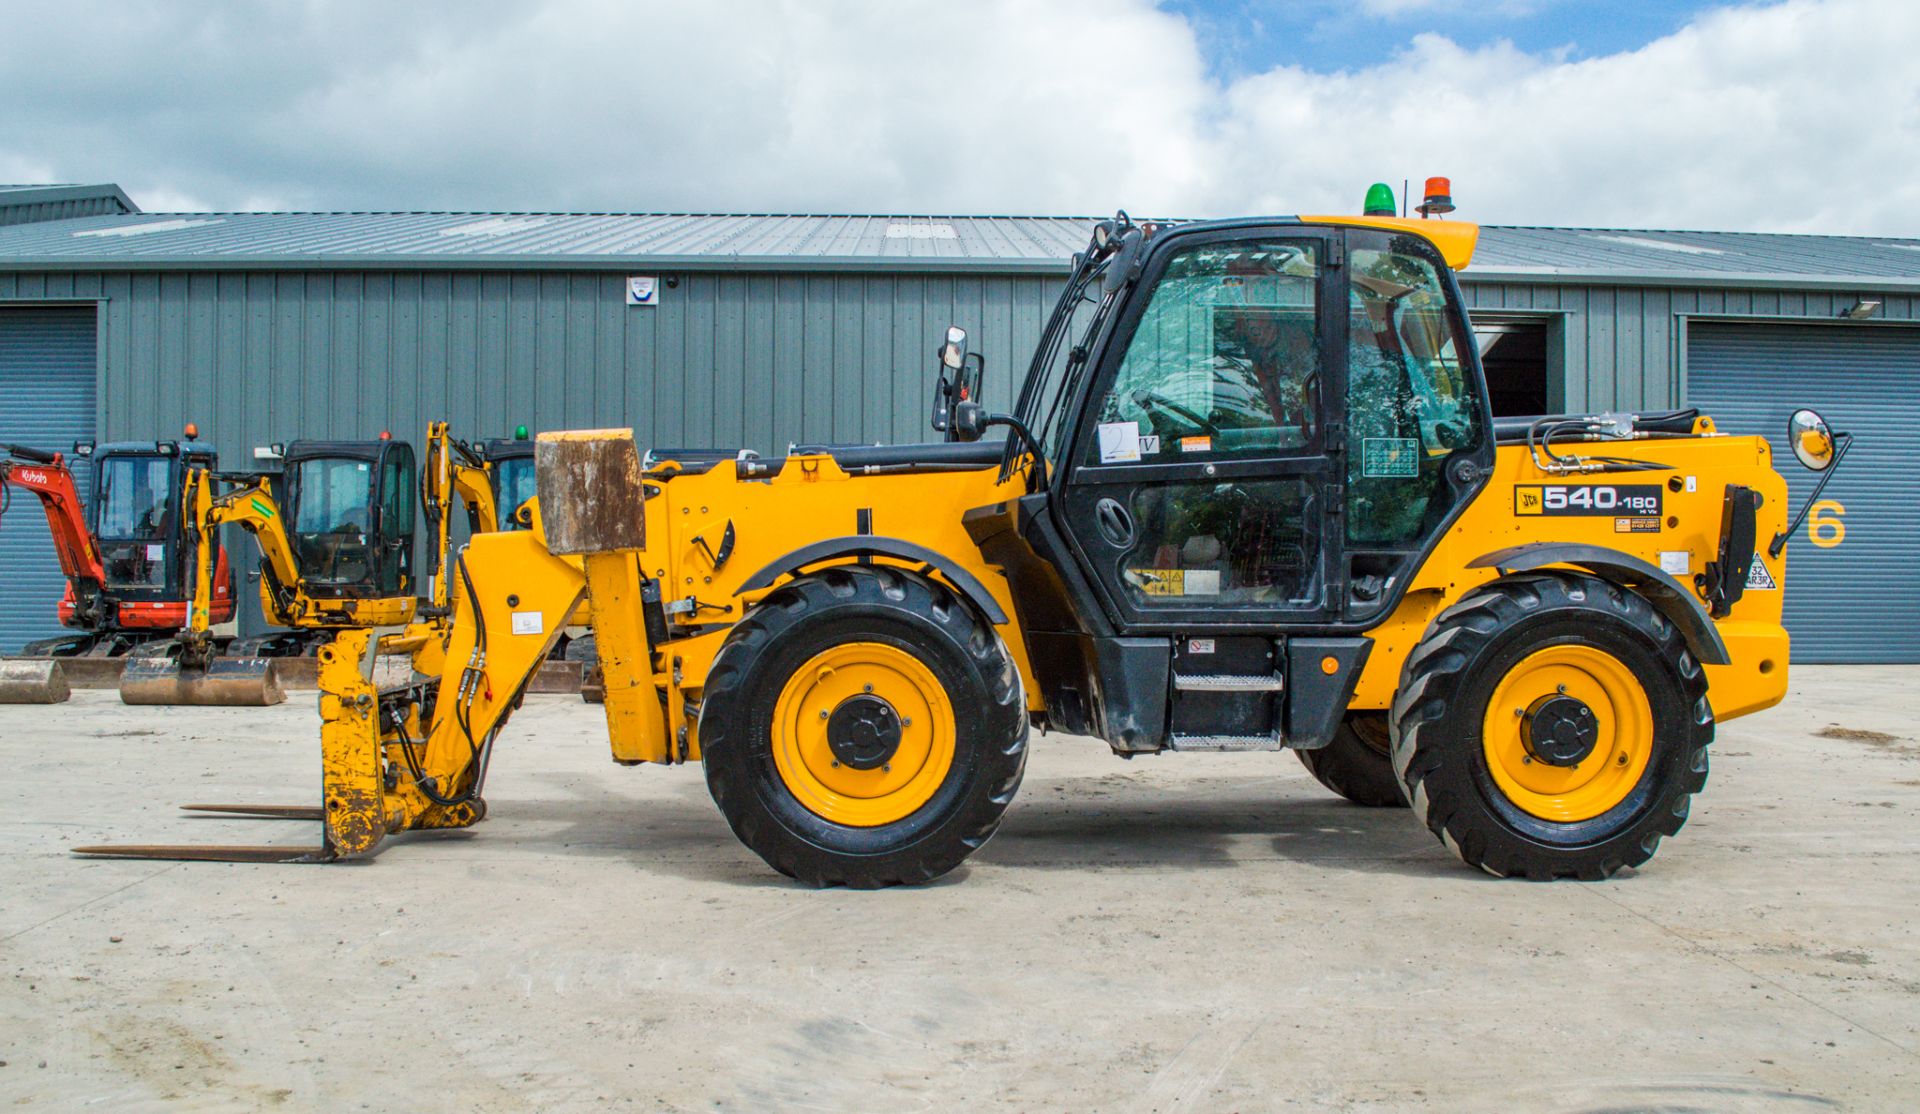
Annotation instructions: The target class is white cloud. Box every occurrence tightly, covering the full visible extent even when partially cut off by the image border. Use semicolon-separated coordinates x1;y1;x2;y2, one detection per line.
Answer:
0;0;1915;234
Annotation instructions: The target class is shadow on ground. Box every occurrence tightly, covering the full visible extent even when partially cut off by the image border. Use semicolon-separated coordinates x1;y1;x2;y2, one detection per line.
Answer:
444;769;1467;886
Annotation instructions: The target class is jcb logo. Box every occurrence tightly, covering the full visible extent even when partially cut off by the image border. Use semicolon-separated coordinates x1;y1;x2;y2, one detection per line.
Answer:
1515;488;1544;515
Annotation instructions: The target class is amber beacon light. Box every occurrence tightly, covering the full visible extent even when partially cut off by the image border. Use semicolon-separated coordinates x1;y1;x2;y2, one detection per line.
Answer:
1417;176;1455;217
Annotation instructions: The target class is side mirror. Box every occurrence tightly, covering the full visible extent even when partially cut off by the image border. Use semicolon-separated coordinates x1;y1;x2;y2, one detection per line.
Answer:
940;325;968;371
1787;408;1836;471
1769;408;1853;558
931;324;985;439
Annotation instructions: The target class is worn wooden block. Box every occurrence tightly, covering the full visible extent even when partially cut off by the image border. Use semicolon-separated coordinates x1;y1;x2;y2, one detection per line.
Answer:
534;429;647;555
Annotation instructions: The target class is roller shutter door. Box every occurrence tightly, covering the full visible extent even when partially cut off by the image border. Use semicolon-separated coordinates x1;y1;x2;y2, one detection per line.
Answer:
0;306;97;653
1687;322;1919;663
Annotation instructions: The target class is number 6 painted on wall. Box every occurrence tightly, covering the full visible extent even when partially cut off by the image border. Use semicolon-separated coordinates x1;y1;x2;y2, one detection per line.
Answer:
1808;500;1845;548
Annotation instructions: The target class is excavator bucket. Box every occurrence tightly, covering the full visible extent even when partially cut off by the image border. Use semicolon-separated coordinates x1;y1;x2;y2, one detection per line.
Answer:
118;656;285;707
0;659;71;704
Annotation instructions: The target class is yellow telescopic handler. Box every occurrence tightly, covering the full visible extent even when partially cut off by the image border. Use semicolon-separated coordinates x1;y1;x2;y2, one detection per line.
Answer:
80;195;1849;884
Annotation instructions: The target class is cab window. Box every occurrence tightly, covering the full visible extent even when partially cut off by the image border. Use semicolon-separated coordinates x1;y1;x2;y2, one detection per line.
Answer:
1088;240;1319;461
97;456;172;541
1345;235;1485;544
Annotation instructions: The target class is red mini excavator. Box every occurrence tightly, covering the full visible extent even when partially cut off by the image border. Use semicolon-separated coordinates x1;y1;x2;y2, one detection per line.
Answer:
0;429;234;701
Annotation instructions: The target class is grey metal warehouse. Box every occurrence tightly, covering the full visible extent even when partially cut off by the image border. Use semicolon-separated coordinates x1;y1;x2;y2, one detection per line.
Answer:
1;182;1915;662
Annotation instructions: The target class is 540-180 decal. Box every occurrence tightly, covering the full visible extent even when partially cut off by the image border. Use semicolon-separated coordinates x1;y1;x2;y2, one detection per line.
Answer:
1514;484;1665;533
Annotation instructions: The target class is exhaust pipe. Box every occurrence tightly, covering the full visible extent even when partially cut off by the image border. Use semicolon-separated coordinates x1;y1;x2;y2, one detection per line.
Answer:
119;657;286;707
0;659;71;704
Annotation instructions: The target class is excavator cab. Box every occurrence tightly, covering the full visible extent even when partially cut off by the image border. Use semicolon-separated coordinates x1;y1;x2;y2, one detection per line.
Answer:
279;439;417;600
77;439;232;632
480;426;537;529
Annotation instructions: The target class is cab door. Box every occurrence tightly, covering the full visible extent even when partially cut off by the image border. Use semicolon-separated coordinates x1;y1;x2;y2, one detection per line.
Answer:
1058;228;1345;631
373;443;417;595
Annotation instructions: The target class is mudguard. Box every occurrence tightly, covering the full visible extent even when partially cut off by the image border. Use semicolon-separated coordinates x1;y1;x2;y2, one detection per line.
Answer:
1467;543;1731;666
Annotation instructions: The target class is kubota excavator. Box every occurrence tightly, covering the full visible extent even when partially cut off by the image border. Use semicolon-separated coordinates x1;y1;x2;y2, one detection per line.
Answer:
77;185;1848;885
0;431;235;703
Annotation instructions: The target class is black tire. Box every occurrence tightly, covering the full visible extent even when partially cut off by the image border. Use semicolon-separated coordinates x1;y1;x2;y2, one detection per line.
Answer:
698;565;1028;888
1296;712;1407;807
1391;572;1712;880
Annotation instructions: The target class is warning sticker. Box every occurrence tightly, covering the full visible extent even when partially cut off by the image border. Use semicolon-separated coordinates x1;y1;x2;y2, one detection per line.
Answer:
1362;437;1420;477
1658;551;1690;576
1126;569;1219;596
1179;435;1212;454
1614;516;1661;533
510;611;545;636
1745;559;1779;590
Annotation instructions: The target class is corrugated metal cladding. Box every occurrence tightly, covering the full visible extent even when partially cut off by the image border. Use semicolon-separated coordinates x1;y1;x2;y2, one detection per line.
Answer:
0;306;97;652
1462;283;1920;413
0;269;1054;453
1686;323;1920;663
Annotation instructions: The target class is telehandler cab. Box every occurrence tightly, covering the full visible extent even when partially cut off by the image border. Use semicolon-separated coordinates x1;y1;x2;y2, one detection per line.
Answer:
82;191;1837;884
0;433;236;703
118;435;420;706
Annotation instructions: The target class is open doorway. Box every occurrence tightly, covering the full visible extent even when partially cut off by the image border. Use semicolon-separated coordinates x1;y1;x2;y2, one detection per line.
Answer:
1471;317;1553;417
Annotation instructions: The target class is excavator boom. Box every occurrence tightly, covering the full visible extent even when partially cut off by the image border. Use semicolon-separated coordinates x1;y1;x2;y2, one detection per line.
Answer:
1;445;103;704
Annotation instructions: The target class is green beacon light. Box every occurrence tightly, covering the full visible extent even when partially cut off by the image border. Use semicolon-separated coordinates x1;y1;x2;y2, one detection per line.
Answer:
514;424;530;441
1363;182;1397;217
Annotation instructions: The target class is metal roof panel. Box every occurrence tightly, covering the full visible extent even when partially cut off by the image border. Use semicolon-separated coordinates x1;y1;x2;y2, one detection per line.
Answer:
0;206;1915;286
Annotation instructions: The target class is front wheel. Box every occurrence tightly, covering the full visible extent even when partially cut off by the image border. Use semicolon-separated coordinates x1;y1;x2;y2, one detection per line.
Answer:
1392;573;1713;880
698;566;1027;888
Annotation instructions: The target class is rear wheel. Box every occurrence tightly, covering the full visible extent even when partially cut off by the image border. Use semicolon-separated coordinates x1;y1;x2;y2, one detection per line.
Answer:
1296;713;1406;807
699;565;1027;888
1391;573;1712;880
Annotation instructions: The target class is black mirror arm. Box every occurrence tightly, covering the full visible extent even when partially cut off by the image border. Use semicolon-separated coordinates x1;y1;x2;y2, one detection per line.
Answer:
1769;430;1851;558
930;371;953;433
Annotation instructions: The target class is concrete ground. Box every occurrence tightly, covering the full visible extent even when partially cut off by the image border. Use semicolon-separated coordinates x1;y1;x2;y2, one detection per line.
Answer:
0;666;1915;1112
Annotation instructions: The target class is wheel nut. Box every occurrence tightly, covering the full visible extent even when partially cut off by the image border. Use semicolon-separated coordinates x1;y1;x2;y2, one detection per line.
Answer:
1617;753;1629;766
882;764;891;772
863;683;873;693
831;760;841;768
902;718;912;728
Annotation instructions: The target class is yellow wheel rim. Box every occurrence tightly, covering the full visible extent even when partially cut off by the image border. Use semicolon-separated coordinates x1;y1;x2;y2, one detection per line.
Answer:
1480;644;1654;823
769;641;956;827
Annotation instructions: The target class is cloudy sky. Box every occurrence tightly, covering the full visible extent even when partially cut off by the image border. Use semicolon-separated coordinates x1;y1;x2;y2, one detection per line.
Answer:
3;0;1915;233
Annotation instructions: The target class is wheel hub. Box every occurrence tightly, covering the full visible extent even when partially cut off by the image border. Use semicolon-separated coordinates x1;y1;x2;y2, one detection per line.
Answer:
826;694;903;770
1521;693;1599;767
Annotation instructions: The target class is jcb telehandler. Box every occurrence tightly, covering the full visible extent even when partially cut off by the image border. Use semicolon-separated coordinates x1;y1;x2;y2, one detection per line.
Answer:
82;193;1841;884
117;435;421;706
0;432;236;703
